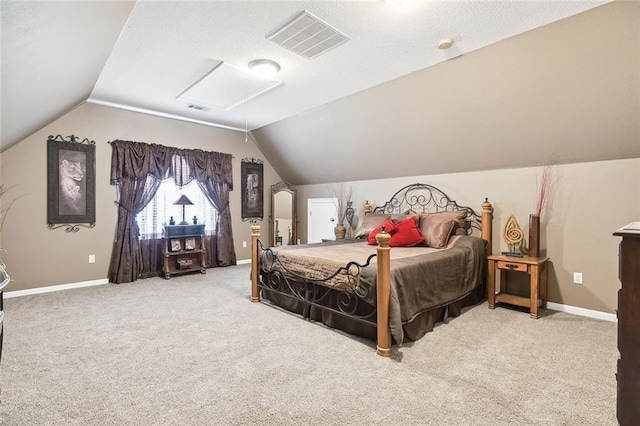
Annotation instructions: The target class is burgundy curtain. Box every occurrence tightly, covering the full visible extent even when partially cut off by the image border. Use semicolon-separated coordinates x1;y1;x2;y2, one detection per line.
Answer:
108;140;235;283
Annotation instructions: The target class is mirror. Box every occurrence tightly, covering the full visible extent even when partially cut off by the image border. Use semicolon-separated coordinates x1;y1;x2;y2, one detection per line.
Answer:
270;182;296;247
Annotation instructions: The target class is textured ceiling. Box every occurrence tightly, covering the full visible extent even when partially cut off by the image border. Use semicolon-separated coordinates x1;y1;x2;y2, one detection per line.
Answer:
1;0;611;153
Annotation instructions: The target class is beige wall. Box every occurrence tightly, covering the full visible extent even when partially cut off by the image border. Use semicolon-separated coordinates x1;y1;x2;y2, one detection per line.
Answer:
297;158;640;314
1;100;636;315
0;103;280;291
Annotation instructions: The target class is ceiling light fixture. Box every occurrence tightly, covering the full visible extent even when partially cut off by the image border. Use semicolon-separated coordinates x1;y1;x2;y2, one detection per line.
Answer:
248;59;281;80
438;39;454;50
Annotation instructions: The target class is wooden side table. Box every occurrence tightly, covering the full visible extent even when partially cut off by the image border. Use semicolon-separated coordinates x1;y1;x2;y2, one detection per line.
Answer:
487;254;549;319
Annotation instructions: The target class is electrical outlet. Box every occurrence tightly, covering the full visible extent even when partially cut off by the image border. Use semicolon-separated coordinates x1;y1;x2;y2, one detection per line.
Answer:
89;254;96;264
573;272;583;284
242;241;247;248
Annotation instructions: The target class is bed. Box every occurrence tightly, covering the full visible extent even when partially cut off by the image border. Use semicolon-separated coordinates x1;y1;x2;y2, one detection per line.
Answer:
250;183;493;357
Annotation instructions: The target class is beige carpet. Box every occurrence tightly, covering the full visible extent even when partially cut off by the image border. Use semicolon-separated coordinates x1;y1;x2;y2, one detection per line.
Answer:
0;264;617;425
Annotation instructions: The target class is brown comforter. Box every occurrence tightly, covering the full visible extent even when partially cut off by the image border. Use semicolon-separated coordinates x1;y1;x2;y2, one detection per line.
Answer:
262;235;486;344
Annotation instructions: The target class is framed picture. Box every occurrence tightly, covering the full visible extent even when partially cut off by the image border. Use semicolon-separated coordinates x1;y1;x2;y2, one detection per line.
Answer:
241;158;264;221
47;134;96;231
185;237;196;250
170;239;182;252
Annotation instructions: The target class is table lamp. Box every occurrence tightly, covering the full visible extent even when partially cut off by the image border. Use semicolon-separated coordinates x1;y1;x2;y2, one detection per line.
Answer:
173;194;194;225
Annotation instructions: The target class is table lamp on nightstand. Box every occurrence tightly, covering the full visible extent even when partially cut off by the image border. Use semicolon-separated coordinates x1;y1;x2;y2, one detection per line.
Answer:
173;195;194;225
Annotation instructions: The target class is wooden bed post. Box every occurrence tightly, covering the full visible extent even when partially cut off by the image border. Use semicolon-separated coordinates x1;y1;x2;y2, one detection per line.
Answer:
375;231;393;357
481;199;493;256
251;225;261;303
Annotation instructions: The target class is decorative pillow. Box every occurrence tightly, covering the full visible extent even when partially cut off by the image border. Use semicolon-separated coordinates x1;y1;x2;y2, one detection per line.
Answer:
419;211;467;248
389;216;425;247
419;211;469;235
367;219;397;245
452;222;469;235
390;213;418;223
354;214;391;238
448;211;471;235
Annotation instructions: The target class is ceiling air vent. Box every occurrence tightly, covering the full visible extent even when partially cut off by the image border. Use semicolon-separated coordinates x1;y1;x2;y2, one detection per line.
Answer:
267;10;349;59
186;104;211;112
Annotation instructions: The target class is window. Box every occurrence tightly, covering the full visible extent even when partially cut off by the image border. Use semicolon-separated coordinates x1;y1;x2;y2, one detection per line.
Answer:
136;179;218;239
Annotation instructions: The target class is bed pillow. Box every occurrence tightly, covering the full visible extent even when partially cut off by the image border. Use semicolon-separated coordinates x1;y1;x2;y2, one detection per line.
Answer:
354;214;392;238
390;213;418;223
389;216;424;247
449;211;470;235
367;219;397;245
419;211;467;248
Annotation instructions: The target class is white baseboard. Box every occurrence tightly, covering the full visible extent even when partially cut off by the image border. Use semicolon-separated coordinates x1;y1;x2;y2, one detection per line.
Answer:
3;275;617;324
3;262;255;297
4;278;109;298
546;301;617;323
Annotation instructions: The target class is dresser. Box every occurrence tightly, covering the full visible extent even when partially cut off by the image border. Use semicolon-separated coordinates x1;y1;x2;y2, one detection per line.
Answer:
162;224;206;279
613;222;640;426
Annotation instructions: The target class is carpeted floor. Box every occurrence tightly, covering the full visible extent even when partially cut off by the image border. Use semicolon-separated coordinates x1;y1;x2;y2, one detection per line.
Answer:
0;264;617;425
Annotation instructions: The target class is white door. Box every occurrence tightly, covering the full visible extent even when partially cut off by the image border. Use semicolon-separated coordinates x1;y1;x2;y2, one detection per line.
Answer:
307;198;337;243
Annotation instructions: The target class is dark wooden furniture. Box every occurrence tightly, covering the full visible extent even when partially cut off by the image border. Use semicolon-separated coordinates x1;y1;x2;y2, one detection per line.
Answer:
162;224;206;279
614;222;640;426
487;254;549;319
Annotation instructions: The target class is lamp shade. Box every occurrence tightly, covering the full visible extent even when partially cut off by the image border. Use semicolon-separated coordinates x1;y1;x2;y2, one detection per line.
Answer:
173;195;194;206
174;195;194;225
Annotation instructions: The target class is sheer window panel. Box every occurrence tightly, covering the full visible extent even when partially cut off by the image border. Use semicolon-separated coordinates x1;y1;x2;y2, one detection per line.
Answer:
137;179;218;240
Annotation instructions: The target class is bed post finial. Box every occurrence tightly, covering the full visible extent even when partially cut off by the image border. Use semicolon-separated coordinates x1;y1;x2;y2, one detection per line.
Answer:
251;225;261;303
481;199;493;256
375;230;393;357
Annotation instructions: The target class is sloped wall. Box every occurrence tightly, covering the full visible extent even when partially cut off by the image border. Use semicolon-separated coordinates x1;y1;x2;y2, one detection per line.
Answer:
253;0;639;185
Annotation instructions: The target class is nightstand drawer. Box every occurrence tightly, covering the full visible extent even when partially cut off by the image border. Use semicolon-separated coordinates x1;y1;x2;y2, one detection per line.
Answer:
496;260;528;272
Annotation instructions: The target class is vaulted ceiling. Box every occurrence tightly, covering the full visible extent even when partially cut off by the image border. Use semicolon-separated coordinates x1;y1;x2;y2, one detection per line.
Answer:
3;0;636;185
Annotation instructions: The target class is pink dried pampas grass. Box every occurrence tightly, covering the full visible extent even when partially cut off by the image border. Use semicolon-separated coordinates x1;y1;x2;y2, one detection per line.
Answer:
534;164;552;217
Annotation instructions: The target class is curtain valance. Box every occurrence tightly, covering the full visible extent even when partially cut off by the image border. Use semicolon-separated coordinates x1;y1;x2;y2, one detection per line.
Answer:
109;140;233;189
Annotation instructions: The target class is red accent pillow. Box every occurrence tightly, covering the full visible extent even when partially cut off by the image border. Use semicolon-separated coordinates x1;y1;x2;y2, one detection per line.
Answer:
389;216;425;247
367;219;397;245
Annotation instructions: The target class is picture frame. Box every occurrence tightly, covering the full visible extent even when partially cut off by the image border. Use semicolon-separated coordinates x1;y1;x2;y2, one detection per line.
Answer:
185;237;196;251
241;158;264;221
47;134;96;231
170;239;182;252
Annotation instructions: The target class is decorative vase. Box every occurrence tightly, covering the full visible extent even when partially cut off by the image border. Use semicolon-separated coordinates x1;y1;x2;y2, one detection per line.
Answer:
334;223;346;239
363;200;372;215
528;214;540;258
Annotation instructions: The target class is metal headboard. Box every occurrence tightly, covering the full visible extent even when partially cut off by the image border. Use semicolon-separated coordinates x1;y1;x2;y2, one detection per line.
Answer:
371;183;482;233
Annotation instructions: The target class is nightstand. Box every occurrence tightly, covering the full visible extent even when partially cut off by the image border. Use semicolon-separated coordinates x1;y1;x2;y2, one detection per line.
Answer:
487;254;549;319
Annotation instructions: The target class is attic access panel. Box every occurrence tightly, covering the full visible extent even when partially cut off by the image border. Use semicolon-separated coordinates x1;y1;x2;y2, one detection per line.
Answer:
177;61;283;111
